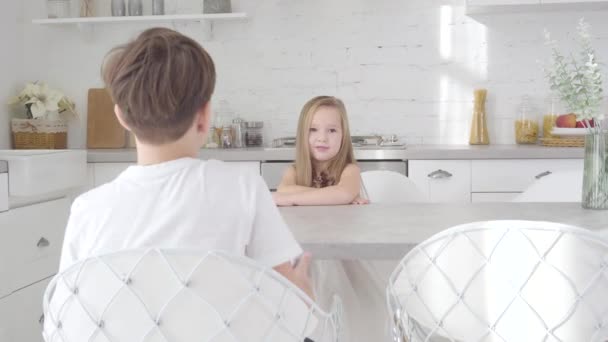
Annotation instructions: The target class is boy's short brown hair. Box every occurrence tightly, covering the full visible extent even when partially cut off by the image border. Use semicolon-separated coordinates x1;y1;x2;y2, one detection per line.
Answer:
102;27;216;144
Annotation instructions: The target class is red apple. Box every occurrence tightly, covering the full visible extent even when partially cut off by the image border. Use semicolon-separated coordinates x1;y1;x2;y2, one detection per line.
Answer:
556;113;577;128
575;119;595;128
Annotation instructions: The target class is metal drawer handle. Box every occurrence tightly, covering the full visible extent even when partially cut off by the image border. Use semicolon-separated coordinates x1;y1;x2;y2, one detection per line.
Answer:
535;171;552;179
37;237;50;248
427;169;453;179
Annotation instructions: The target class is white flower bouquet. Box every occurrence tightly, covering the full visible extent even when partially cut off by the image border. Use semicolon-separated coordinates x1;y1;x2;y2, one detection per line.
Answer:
8;82;76;119
544;18;604;134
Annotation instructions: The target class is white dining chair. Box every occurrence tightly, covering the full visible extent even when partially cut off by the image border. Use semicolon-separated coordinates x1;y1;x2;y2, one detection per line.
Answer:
361;170;428;203
42;249;342;342
513;170;583;202
387;220;608;342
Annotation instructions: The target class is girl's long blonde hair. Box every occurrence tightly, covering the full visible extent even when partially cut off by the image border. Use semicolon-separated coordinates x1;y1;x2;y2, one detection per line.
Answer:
295;96;355;187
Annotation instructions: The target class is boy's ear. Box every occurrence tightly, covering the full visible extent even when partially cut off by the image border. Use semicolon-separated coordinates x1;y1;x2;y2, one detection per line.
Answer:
114;104;131;132
195;101;212;134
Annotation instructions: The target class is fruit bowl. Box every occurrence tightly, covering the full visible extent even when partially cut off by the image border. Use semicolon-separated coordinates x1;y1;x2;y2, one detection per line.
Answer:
551;127;589;136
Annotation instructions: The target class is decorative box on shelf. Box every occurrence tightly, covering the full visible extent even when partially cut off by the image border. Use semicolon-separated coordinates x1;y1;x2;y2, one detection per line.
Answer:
11;119;68;149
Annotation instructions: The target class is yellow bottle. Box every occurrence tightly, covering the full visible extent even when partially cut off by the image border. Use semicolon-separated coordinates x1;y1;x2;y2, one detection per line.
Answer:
469;89;490;145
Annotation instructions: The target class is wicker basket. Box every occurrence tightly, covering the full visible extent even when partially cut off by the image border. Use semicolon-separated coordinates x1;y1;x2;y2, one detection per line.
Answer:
11;118;68;149
540;136;585;147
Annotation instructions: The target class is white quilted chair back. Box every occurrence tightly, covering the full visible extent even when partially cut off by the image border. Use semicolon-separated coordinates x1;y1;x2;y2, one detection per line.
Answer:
361;170;428;203
43;249;341;342
387;220;608;342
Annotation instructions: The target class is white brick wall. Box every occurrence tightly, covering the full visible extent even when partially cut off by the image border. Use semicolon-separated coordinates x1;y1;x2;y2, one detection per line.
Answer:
0;2;24;149
10;0;608;148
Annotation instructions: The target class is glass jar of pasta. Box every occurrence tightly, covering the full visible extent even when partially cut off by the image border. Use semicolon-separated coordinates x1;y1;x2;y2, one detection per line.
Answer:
514;95;539;144
542;95;564;139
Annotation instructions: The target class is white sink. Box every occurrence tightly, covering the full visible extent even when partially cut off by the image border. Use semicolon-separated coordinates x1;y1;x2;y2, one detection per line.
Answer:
0;150;87;204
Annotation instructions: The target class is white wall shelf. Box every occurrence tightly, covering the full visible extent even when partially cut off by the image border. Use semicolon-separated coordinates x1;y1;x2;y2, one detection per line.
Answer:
465;1;608;15
32;13;247;25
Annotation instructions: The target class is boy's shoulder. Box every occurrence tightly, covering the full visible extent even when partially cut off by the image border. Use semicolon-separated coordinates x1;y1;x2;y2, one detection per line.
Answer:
204;159;259;182
71;179;118;211
73;159;260;206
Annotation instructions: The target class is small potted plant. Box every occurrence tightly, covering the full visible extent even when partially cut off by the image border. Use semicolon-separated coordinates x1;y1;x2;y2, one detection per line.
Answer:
8;82;77;149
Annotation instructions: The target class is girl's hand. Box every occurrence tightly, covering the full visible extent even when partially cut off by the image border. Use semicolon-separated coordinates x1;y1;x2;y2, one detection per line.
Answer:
351;196;370;205
272;192;295;206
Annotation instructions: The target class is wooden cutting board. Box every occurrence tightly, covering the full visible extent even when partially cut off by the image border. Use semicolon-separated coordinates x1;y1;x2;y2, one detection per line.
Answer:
86;88;126;148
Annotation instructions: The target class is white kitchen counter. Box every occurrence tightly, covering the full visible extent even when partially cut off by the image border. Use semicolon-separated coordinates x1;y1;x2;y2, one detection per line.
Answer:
280;203;608;260
87;144;584;163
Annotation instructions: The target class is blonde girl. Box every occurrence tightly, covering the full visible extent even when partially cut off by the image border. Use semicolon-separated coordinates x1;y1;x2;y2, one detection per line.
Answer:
274;96;393;341
273;96;368;206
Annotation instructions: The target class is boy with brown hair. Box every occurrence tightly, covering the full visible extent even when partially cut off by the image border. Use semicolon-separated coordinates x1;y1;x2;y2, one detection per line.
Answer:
59;27;313;298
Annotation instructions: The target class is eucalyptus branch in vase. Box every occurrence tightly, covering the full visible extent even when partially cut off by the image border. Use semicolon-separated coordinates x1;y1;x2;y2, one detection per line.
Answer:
544;18;604;134
545;18;608;209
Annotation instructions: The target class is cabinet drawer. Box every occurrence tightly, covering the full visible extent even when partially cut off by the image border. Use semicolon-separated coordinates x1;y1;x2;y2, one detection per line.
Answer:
0;198;69;293
3;277;51;342
471;159;583;192
408;160;472;203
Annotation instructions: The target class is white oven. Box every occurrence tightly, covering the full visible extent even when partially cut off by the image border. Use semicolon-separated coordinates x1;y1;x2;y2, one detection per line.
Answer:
261;160;407;191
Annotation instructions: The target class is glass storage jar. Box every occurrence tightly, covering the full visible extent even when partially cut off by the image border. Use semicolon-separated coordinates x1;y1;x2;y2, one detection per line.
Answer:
111;0;126;16
542;95;565;139
47;0;71;18
245;121;264;147
514;96;539;144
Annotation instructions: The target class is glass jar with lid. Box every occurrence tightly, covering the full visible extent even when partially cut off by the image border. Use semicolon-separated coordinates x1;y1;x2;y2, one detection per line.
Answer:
47;0;71;18
542;95;565;139
231;118;246;148
514;95;539;144
220;125;233;148
245;121;264;147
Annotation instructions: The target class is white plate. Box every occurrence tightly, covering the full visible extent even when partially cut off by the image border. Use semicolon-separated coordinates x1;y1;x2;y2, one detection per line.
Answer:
551;127;590;136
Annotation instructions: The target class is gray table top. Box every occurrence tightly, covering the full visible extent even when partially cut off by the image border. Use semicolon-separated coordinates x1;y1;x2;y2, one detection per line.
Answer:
279;203;608;259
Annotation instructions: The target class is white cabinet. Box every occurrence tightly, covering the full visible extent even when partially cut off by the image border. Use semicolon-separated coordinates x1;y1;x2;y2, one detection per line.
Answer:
472;159;583;192
410;158;582;203
0;198;69;298
0;278;51;342
471;159;583;201
0;197;69;342
408;160;472;203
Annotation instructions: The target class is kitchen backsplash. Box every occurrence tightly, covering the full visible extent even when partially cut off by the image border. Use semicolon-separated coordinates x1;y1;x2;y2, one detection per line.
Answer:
2;0;608;148
0;1;24;149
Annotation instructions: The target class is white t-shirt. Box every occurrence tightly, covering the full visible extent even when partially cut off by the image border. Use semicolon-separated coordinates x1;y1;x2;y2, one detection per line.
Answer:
59;158;302;271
